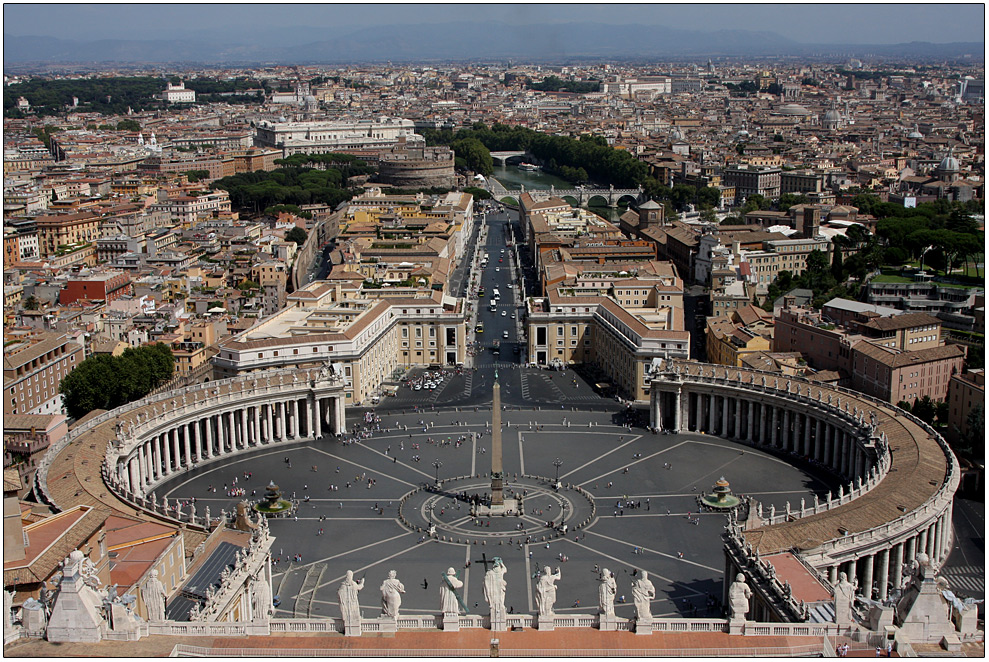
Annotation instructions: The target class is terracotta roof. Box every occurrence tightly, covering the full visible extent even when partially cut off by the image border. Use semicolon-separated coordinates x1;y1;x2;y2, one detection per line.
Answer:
3;505;108;586
858;312;939;332
854;342;965;368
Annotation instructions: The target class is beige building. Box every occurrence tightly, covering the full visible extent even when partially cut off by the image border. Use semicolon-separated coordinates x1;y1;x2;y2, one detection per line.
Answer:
3;332;84;416
213;281;467;404
526;262;687;401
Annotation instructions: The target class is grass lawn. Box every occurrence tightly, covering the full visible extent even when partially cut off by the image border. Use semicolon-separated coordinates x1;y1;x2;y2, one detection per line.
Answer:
872;273;913;283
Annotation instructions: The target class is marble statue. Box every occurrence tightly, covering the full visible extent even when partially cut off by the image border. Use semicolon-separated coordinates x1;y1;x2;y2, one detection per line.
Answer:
380;570;405;619
535;566;561;617
632;571;656;621
250;574;272;621
483;557;507;618
834;571;856;624
728;574;752;620
440;568;463;616
337;570;364;628
141;569;167;622
598;568;617;616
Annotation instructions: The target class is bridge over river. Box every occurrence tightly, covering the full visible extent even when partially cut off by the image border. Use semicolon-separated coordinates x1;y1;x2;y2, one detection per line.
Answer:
487;179;645;209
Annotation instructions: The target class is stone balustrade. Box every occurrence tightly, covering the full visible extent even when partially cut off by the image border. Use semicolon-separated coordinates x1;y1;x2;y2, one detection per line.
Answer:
658;360;958;617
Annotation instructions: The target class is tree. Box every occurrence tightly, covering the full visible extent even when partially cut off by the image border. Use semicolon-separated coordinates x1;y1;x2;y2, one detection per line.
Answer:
955;405;984;460
911;396;938;425
285;227;308;246
831;238;845;280
116;119;141;132
23;295;40;310
59;343;174;419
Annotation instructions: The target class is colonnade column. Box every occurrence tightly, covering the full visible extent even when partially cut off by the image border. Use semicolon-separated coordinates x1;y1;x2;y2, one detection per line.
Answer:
128;457;140;494
892;543;905;593
138;443;148;488
721;396;729;437
877;548;890;600
265;404;273;444
192;420;201;461
216;412;225;453
815;419;824;461
771;406;779;446
314;398;323;439
674;389;682;433
707;394;717;433
205;415;215;458
862;554;875;600
803;415;812;456
183;425;192;467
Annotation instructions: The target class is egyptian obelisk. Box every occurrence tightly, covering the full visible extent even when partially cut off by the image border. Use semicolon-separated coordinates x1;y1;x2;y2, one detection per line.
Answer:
490;378;504;507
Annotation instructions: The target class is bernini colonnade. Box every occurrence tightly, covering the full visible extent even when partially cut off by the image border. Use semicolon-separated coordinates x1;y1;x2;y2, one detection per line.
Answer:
648;360;957;614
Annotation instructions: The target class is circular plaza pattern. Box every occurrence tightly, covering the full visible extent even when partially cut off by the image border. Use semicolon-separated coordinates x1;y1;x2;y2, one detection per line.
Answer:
35;358;959;630
150;406;834;620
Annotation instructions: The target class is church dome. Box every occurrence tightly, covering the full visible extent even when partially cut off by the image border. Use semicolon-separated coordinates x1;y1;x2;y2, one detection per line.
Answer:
823;109;841;122
670;126;684;141
777;103;810;116
939;154;959;172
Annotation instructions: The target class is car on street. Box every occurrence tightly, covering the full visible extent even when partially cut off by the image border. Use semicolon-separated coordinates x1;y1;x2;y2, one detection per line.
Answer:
502;330;509;339
501;310;506;317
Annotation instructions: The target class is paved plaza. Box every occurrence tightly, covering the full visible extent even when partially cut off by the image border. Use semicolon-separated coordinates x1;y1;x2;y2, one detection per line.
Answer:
159;405;835;622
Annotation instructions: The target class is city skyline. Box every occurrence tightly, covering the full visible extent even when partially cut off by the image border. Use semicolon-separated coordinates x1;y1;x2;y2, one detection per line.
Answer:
4;3;985;45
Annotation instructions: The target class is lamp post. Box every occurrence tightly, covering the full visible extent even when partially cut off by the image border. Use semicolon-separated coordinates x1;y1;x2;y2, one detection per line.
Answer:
553;458;563;489
433;459;443;485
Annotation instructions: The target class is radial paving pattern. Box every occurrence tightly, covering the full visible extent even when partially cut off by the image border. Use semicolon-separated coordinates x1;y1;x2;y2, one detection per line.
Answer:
158;407;835;621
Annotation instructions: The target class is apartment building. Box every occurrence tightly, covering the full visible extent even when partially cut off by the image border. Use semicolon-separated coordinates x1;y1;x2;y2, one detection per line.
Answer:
254;117;420;157
852;342;964;404
3;332;84;416
526;262;687;401
706;314;773;367
945;369;984;447
774;303;964;402
149;190;232;224
58;271;133;305
34;211;101;257
722;164;781;201
212;282;467;404
3;413;68;492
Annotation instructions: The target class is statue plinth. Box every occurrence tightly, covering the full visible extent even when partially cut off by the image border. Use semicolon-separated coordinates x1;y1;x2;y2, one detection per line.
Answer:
598;614;620;631
490;474;504;507
489;608;507;632
442;613;461;631
537;614;555;631
728;618;745;635
477;497;516;517
378;616;398;634
635;618;654;635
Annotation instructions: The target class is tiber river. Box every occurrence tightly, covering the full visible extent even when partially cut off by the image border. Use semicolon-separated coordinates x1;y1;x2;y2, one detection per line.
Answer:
489;164;623;222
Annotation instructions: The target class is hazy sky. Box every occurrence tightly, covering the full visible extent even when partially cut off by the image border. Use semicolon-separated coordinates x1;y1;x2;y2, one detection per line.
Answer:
3;3;985;44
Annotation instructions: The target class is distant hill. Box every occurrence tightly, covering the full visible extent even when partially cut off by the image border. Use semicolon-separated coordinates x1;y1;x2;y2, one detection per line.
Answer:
3;22;983;66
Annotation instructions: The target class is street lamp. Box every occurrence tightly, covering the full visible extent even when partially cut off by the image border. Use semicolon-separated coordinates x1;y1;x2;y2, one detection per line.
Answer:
433;459;443;485
553;458;563;489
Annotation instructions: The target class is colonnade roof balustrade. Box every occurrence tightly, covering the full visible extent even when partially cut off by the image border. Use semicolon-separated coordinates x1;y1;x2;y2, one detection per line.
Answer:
37;365;339;522
655;361;956;558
